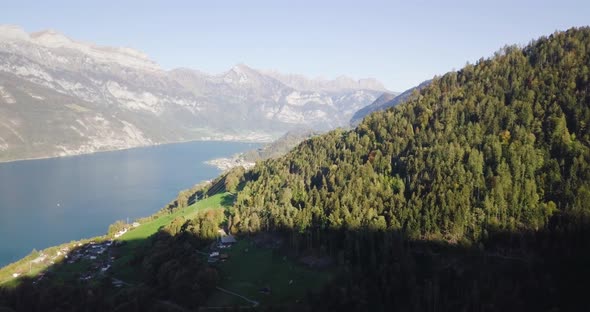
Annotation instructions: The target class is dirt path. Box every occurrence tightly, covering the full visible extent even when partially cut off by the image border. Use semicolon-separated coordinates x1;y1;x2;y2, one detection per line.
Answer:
213;286;259;307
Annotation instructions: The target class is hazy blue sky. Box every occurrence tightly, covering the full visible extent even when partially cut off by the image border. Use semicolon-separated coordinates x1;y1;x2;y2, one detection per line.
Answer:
1;0;588;91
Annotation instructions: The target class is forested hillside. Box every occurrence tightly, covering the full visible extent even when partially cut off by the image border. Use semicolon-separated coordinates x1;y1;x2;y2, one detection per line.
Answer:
225;27;590;310
233;27;590;240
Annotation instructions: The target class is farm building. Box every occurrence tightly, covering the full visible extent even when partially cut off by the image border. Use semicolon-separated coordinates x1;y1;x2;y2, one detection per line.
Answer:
220;234;237;245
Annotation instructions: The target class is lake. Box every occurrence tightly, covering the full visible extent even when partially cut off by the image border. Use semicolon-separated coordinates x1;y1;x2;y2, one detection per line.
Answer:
0;141;259;267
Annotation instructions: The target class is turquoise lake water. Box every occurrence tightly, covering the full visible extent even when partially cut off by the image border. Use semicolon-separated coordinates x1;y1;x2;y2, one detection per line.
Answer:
0;141;259;267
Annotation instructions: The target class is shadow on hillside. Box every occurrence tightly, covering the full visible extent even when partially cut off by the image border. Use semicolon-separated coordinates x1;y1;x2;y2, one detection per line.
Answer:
0;213;589;312
219;193;236;208
0;228;222;312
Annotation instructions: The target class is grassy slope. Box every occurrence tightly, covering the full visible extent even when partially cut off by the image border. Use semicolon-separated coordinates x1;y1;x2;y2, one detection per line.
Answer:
111;190;335;306
110;192;233;281
207;238;333;307
121;193;232;243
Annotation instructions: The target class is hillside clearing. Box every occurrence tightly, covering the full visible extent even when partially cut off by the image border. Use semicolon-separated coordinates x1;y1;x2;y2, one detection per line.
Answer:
110;192;233;281
207;238;333;307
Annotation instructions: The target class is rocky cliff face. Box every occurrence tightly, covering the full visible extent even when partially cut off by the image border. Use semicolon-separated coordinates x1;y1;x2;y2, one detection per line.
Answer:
0;25;386;162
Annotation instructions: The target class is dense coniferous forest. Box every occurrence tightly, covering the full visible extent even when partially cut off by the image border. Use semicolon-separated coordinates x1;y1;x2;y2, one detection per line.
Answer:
229;27;590;310
234;27;590;238
1;27;590;311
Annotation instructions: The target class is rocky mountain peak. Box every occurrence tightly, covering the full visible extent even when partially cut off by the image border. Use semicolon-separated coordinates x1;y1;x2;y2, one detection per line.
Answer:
0;25;160;72
30;29;73;47
0;25;30;41
262;70;388;93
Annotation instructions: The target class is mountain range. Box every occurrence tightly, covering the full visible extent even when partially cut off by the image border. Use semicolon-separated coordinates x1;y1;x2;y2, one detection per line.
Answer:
0;25;389;162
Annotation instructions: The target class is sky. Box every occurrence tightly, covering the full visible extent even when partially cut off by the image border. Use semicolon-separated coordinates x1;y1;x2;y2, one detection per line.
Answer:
1;0;589;91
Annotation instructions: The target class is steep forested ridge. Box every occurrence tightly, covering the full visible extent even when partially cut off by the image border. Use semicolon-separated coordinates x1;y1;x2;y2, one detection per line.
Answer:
233;27;590;241
226;28;590;310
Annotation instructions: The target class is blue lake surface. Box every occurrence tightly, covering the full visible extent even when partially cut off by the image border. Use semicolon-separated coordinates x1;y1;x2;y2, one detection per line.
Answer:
0;141;259;267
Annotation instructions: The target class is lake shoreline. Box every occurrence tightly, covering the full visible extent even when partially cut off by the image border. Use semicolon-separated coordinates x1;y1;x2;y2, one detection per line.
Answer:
0;140;262;267
205;155;256;171
0;137;272;165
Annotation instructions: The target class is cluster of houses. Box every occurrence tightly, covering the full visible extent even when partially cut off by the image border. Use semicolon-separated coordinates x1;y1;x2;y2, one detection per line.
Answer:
11;240;115;283
9;222;143;284
208;229;237;263
60;240;117;281
73;222;140;281
67;240;112;264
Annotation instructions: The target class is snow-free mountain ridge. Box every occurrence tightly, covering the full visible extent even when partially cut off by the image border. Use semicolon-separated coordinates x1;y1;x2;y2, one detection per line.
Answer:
0;25;388;162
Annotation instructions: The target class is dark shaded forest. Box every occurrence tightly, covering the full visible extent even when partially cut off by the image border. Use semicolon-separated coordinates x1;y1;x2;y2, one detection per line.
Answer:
2;27;590;311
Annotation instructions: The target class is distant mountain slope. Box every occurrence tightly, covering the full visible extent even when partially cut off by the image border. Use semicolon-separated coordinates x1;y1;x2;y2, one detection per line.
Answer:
350;80;431;126
242;128;318;162
0;25;383;162
349;92;397;126
206;128;318;171
262;70;389;92
0;71;153;159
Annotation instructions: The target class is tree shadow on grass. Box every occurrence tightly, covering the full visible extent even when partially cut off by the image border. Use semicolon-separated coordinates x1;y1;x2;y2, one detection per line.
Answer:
220;193;236;208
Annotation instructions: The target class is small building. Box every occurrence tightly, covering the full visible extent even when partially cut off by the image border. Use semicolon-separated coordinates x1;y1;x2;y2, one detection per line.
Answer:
32;255;47;264
207;257;219;264
114;228;128;238
221;235;237;245
132;222;140;228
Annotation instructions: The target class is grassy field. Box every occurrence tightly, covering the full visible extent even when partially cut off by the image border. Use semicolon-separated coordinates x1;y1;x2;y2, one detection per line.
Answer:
120;192;233;243
111;192;233;281
207;238;333;307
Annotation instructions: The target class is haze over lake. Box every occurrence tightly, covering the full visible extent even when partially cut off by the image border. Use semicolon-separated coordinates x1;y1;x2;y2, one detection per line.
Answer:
0;141;259;267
